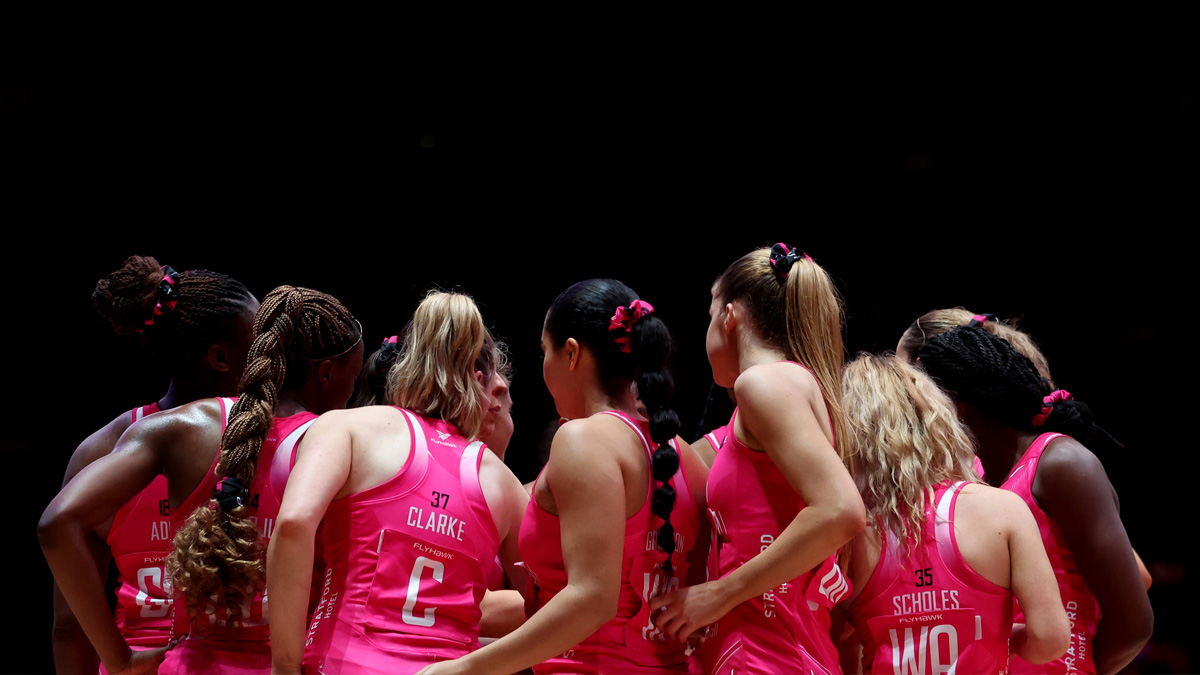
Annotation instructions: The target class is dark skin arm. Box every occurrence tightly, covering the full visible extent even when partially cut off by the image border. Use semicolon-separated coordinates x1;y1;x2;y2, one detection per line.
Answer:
52;414;131;675
39;401;222;675
1033;437;1153;675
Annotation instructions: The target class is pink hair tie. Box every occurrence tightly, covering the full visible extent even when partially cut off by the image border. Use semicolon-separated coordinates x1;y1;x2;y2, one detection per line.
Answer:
136;265;182;333
1032;389;1072;427
768;242;812;280
608;299;655;353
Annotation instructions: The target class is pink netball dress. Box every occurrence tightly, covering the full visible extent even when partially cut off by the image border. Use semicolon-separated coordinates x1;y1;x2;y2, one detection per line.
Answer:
303;409;501;675
704;425;730;456
160;398;317;675
519;410;701;674
701;389;849;675
846;481;1013;675
106;403;174;656
1003;433;1100;675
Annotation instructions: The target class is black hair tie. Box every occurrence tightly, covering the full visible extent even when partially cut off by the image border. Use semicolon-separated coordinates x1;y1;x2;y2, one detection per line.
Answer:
768;242;811;280
212;475;250;511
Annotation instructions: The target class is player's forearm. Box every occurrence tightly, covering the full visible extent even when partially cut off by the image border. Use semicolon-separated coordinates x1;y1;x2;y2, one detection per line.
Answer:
267;520;318;673
1092;610;1153;675
457;582;616;675
721;502;862;607
40;520;131;671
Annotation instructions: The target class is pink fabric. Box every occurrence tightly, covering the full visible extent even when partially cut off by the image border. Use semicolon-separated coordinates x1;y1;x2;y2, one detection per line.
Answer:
846;481;1013;674
1003;432;1100;674
303;410;501;675
701;408;846;675
519;410;700;674
161;400;316;675
703;425;730;456
105;403;173;651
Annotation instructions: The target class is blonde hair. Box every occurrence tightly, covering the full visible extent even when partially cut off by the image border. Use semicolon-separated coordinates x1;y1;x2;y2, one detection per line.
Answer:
841;353;979;555
715;247;847;451
899;308;1054;385
386;291;492;439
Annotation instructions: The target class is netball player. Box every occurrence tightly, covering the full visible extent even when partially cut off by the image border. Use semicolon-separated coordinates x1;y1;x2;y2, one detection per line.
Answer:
268;291;529;675
836;353;1069;673
898;308;1153;589
418;279;709;675
40;286;363;675
51;255;257;674
651;244;866;675
912;325;1153;674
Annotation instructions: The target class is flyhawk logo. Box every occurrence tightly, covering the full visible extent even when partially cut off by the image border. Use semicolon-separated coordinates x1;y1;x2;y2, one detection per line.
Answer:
437;431;450;441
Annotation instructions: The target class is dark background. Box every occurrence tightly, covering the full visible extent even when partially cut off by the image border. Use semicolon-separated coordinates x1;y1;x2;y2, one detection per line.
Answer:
3;20;1194;674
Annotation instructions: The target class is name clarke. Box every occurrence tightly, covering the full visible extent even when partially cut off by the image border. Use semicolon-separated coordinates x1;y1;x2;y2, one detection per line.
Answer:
407;506;466;541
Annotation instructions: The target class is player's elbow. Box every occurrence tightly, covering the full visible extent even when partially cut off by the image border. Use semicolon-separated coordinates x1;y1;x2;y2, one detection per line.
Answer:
1023;615;1072;664
831;494;867;544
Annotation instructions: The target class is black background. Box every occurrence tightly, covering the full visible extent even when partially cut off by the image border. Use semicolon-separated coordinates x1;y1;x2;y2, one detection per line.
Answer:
3;17;1195;674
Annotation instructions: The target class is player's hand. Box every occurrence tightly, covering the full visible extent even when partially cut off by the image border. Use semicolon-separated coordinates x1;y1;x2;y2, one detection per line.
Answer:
650;580;735;643
106;646;167;675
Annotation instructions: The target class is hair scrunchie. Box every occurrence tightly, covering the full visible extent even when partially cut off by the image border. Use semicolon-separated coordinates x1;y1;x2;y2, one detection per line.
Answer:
608;299;655;353
967;313;996;328
1032;389;1073;427
768;242;812;280
138;265;182;332
212;475;251;511
377;335;400;378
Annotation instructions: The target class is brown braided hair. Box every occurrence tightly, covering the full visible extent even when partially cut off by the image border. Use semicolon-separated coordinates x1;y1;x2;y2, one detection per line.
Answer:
166;285;361;627
92;255;255;376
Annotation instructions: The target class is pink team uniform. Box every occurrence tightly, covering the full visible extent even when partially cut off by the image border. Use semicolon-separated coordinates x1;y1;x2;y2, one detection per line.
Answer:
105;403;174;660
704;424;730;456
845;481;1013;675
303;409;501;675
520;410;701;674
702;363;850;675
160;398;317;675
1003;433;1100;675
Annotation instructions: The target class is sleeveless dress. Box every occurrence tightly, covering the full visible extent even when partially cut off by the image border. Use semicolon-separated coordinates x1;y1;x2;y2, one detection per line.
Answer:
1003;432;1101;675
161;398;317;675
519;411;701;674
303;409;501;675
845;481;1013;674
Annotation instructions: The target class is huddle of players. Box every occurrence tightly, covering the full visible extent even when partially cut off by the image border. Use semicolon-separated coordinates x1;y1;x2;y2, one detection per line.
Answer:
39;246;1153;675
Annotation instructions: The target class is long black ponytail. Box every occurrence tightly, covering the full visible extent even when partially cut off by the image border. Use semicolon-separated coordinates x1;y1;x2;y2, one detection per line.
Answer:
545;279;681;577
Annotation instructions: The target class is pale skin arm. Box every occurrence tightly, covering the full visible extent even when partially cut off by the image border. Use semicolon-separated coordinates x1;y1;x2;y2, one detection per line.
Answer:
993;488;1071;664
676;437;711;589
651;365;866;641
477;449;531;638
417;419;629;675
38;414;188;675
267;413;354;675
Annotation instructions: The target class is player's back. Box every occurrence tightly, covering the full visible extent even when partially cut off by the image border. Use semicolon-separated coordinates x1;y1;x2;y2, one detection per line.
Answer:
847;481;1013;675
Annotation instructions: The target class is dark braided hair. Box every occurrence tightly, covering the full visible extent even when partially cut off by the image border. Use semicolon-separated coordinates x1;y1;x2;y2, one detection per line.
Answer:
545;279;682;578
916;325;1096;442
92;255;255;377
167;286;361;627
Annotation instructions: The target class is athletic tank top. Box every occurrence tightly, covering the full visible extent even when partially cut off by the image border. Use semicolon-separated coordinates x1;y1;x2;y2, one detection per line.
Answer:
161;398;317;675
704;425;730;456
106;403;174;649
1003;433;1101;675
846;481;1013;675
701;362;849;675
304;409;500;675
519;411;700;674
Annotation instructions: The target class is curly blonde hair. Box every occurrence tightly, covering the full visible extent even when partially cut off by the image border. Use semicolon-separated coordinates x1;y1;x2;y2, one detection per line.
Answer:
841;353;979;556
167;286;360;627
